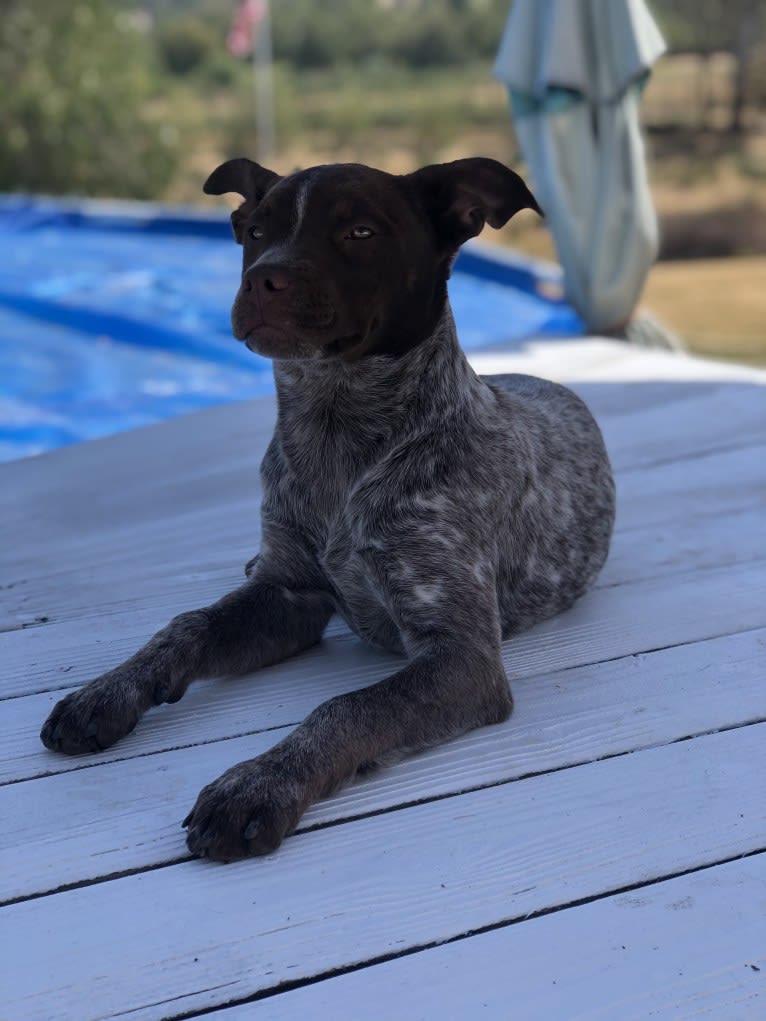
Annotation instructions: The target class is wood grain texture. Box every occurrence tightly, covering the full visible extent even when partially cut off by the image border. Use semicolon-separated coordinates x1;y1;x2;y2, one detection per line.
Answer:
594;381;766;469
3;487;762;647
3;725;763;1021
2;629;763;903
2;342;765;1021
4;560;764;783
212;854;766;1021
3;377;763;620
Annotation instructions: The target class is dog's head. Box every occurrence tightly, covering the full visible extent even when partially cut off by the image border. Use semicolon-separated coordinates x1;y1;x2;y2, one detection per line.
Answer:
204;157;541;361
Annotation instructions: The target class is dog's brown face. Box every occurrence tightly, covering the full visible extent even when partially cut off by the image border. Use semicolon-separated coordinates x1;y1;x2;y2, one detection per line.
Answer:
204;157;540;361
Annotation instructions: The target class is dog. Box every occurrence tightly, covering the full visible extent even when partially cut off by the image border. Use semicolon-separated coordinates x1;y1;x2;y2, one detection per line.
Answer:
41;157;615;861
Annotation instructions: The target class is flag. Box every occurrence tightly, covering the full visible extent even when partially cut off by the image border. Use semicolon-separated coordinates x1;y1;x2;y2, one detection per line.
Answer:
227;0;266;59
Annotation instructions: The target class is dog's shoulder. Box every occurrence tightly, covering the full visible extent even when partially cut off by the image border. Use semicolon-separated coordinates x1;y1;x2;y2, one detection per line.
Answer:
347;415;517;539
484;372;600;433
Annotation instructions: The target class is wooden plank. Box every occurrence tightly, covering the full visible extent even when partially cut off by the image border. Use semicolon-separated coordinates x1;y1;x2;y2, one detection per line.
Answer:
0;395;274;522
3;471;765;700
615;443;765;532
4;559;764;782
1;497;261;603
213;854;766;1021
3;378;763;602
601;504;764;587
573;378;729;418
2;629;763;903
2;725;763;1021
0;560;248;635
10;493;766;653
2;629;392;782
9;351;754;559
3;378;763;636
3;487;763;641
0;400;273;581
593;382;766;469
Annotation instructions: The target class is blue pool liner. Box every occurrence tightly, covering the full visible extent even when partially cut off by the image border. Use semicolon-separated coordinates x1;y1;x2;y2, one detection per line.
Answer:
0;196;582;461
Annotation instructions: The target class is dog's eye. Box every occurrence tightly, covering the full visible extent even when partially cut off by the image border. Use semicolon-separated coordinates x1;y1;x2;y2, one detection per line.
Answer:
346;226;374;240
248;226;264;240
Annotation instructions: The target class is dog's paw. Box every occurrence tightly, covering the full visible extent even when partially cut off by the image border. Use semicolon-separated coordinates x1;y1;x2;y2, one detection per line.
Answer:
40;679;142;755
183;757;307;862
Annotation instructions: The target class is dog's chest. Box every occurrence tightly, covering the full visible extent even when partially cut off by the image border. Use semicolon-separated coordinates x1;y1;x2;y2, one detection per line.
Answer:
318;512;405;655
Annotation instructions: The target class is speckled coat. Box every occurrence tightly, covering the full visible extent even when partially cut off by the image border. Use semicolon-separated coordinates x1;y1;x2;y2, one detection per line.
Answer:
257;309;614;660
41;157;615;862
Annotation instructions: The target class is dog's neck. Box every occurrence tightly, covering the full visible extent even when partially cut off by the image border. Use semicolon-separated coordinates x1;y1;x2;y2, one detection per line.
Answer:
270;304;489;487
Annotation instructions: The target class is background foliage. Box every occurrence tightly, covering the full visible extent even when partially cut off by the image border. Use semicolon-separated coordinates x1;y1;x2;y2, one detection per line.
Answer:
1;0;763;200
0;0;177;197
1;0;763;361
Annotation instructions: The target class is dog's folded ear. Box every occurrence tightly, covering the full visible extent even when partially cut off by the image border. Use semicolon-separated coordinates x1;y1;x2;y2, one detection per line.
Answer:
204;158;281;244
203;157;280;202
407;158;542;249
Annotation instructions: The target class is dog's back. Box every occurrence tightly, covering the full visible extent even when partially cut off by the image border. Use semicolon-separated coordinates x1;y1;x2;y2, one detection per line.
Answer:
485;373;616;636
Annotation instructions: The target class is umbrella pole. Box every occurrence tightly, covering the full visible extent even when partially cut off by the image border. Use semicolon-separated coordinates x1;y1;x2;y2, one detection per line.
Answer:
252;0;276;163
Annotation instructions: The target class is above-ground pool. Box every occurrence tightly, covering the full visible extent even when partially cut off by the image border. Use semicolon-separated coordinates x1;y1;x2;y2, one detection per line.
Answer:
0;197;582;462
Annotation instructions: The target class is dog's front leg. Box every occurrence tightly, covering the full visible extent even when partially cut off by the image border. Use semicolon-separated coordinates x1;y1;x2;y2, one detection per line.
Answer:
184;576;512;861
40;577;333;756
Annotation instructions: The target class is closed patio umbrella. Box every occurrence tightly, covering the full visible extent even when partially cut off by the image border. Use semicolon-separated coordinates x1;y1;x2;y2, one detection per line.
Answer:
495;0;668;339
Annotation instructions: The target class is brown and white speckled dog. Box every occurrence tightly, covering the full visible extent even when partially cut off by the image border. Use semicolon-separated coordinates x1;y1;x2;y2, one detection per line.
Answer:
41;158;615;861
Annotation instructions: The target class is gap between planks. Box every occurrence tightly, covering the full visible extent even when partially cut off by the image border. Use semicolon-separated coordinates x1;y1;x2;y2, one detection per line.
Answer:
2;724;763;1021
3;375;764;604
3;419;763;594
3;560;765;784
3;491;764;643
1;627;763;903
4;476;765;697
194;853;766;1021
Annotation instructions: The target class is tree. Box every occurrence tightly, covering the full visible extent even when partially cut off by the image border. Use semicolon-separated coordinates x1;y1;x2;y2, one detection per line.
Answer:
652;0;765;132
0;0;177;197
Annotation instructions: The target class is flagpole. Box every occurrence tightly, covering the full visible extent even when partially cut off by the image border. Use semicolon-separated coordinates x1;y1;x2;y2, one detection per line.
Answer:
253;0;276;163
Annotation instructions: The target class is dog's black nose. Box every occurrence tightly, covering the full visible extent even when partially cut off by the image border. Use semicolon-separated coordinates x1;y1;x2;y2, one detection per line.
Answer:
243;266;291;294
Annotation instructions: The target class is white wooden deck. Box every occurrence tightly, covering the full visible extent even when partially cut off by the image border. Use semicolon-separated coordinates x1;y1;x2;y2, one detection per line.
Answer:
1;338;765;1020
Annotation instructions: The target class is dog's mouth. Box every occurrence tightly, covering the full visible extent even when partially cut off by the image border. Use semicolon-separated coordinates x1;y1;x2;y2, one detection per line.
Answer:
238;321;366;361
231;277;377;360
234;304;371;360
